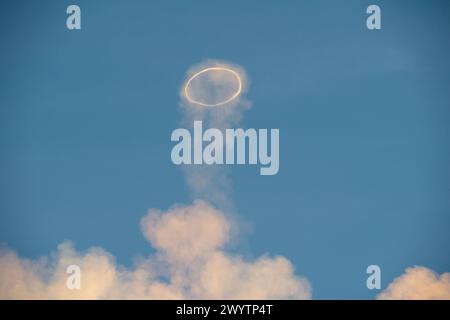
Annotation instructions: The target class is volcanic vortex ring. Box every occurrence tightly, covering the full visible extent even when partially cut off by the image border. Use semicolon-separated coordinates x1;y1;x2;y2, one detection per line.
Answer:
184;67;243;107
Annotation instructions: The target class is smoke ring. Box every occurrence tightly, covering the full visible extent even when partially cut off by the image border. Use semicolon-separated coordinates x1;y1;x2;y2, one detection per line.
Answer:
184;67;243;107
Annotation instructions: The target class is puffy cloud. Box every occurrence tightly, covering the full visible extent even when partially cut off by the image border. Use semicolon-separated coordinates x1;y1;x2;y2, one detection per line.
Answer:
0;201;311;300
141;200;230;264
378;266;450;300
195;252;310;299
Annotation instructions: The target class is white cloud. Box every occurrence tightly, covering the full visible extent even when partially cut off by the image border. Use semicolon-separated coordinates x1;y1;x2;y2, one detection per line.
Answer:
0;201;311;300
378;266;450;300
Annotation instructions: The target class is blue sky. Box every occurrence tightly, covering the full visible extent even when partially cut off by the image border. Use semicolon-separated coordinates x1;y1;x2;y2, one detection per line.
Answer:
1;0;449;299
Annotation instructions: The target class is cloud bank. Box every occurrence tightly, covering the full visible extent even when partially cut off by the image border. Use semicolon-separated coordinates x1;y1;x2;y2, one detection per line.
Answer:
0;201;311;299
378;266;450;300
